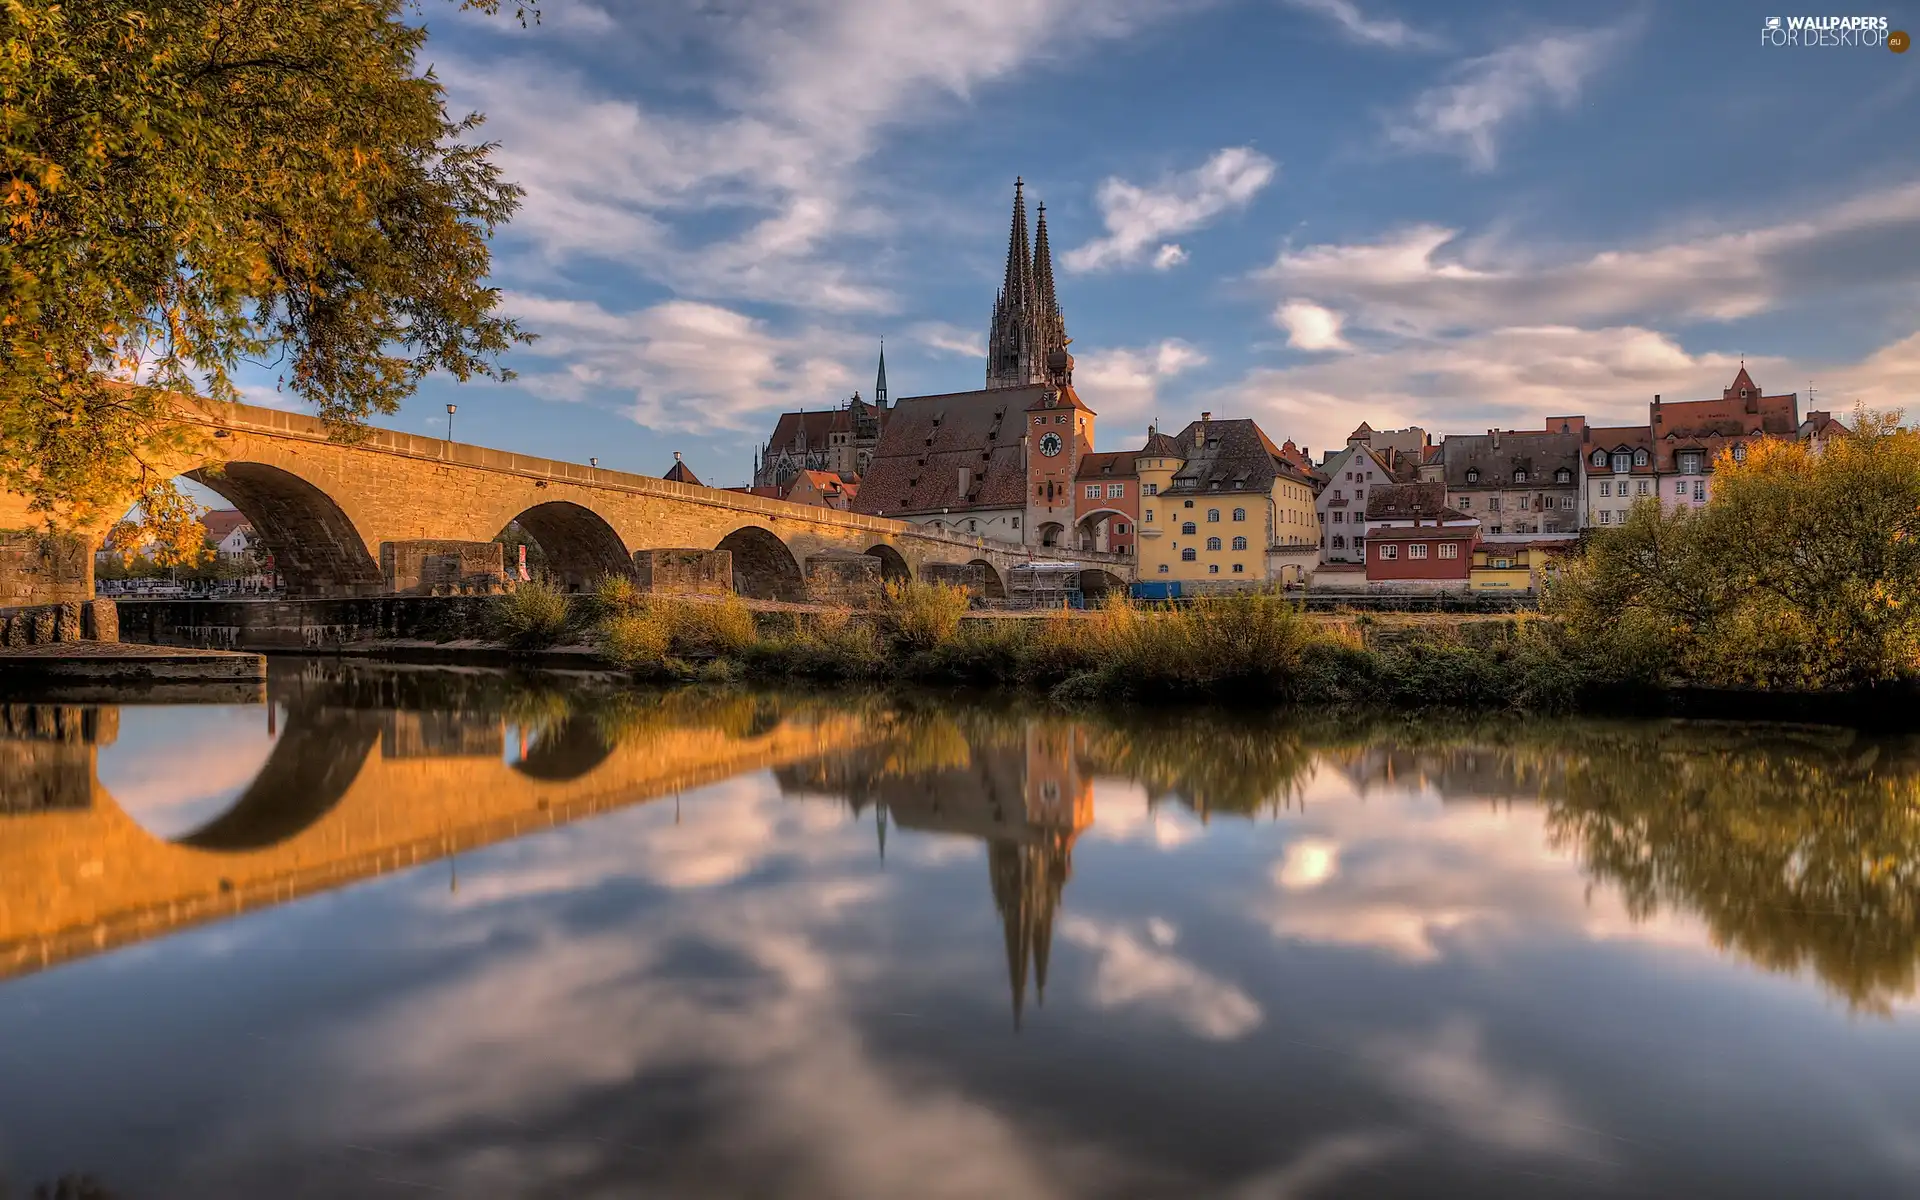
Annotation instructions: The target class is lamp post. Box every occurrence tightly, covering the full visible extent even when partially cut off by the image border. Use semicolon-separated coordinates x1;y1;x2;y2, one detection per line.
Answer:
446;403;457;440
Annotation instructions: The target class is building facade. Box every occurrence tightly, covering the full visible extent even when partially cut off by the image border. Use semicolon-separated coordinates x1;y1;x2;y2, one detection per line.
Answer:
1316;434;1418;565
752;348;892;492
784;469;858;511
1436;420;1584;537
1363;482;1479;588
1073;450;1140;556
1135;414;1321;589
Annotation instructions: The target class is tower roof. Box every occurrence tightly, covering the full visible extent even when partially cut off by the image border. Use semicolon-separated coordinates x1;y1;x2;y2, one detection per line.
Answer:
874;339;889;408
1002;177;1033;311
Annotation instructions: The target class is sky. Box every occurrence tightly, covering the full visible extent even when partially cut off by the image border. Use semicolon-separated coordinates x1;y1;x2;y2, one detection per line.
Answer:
230;0;1920;490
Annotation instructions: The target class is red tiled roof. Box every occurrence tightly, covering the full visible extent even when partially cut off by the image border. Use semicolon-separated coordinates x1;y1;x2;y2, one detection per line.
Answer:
202;510;252;542
1024;384;1095;415
850;386;1039;516
663;459;703;486
1076;449;1140;479
1365;481;1452;520
726;485;785;499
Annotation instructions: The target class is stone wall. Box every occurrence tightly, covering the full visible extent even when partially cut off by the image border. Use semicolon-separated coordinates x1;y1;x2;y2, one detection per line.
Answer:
921;561;986;597
804;553;882;606
0;704;115;813
0;531;91;609
634;548;732;595
116;596;499;650
0;600;118;648
380;540;505;595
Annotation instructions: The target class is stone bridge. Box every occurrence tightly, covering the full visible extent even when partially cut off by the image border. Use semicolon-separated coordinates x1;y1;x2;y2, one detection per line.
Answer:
2;396;1132;602
0;678;884;981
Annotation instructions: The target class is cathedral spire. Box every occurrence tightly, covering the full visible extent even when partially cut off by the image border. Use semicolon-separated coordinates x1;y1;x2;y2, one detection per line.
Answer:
987;177;1051;390
1002;177;1033;306
1033;202;1070;385
874;338;889;409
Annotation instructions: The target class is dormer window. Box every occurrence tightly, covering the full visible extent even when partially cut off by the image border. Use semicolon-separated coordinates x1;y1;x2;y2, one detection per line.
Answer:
1740;387;1750;399
1633;449;1649;467
1514;469;1528;484
1733;444;1748;463
1466;469;1479;483
1611;452;1631;473
1555;468;1571;484
1591;450;1606;467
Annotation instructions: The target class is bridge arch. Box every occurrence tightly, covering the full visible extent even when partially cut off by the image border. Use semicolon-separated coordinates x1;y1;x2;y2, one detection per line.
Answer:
510;717;616;782
173;708;384;851
717;526;805;601
501;501;634;591
865;544;911;584
1079;569;1126;600
185;462;382;596
968;558;1007;600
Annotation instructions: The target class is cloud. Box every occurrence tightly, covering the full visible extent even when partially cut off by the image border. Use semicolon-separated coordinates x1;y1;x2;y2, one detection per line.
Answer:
1064;147;1277;272
1365;1017;1604;1162
1059;915;1264;1040
1152;243;1190;270
1386;25;1628;170
1284;0;1443;51
1071;339;1208;432
498;293;857;434
444;0;1187;311
910;320;987;358
1274;300;1353;352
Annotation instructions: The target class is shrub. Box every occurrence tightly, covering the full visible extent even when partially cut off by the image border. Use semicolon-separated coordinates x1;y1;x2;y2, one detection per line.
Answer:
493;580;573;649
587;573;644;621
601;611;672;670
880;579;971;650
664;595;758;657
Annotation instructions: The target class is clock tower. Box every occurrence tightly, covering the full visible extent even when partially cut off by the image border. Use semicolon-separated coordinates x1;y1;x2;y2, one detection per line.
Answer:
1023;385;1095;549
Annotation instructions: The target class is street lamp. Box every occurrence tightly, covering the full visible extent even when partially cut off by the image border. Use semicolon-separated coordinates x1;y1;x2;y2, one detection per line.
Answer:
590;457;599;468
446;403;457;440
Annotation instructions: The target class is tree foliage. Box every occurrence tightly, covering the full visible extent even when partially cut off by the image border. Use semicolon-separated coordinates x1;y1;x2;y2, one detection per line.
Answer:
1;0;533;544
1546;410;1920;690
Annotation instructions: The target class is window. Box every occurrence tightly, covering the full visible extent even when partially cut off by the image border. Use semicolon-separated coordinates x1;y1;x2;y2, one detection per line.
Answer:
1438;543;1458;559
1232;536;1247;550
1611;452;1631;473
1488;497;1501;511
1107;483;1124;498
1555;468;1571;484
1034;416;1044;425
1732;444;1748;463
1184;500;1194;508
1494;558;1511;570
1157;564;1169;574
1679;452;1704;474
1333;511;1345;523
1561;495;1575;509
966;520;976;532
1207;508;1220;522
1599;510;1612;525
1055;415;1067;424
1459;496;1471;509
1599;482;1611;497
1591;450;1607;467
1381;544;1399;559
1209;564;1220;574
1693;481;1705;501
1333;489;1344;501
1232;563;1245;573
1636;480;1649;496
1232;507;1246;521
1514;470;1528;484
1634;449;1649;467
1466;468;1479;483
1143;483;1159;496
1085;484;1100;499
1012;517;1020;528
1674;481;1686;496
1145;509;1154;522
1332;535;1346;549
1181;548;1196;561
1206;536;1222;550
1409;543;1428;559
1115;523;1129;535
1181;521;1197;535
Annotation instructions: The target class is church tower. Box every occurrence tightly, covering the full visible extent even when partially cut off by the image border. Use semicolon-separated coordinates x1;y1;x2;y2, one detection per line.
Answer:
987;179;1073;391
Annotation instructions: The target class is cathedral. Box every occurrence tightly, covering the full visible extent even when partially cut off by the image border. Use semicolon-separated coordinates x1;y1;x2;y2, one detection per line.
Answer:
850;179;1098;549
750;346;892;493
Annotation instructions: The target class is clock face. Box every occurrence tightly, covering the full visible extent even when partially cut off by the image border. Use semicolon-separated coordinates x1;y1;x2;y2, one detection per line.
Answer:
1039;433;1063;457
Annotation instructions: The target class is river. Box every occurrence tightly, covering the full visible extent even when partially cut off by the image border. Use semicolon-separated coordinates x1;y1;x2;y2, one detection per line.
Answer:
1;659;1917;1198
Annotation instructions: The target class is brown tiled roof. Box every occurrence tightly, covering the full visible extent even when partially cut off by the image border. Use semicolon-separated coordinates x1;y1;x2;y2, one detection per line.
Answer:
1365;481;1453;521
1367;522;1478;542
850;386;1039;516
1076;450;1139;479
1581;426;1658;475
1349;421;1374;439
1365;445;1422;483
1162;417;1312;495
726;485;785;499
663;458;703;486
1024;384;1094;414
1139;429;1184;457
1439;430;1582;489
202;510;252;542
1801;410;1847;439
1421;444;1444;465
764;409;838;454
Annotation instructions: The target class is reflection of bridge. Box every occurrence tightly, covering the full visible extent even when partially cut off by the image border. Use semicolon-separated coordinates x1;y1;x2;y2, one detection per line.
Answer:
0;396;1129;600
0;685;877;981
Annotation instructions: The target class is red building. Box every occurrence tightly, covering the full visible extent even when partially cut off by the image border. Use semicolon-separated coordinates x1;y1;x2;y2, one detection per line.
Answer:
1072;450;1139;556
1364;482;1479;585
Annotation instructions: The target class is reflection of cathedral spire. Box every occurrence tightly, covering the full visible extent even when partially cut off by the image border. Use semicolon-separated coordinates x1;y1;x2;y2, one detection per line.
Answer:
990;832;1074;1030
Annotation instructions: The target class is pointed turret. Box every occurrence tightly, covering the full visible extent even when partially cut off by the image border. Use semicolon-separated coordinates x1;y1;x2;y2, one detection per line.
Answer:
874;339;889;409
987;178;1047;390
1003;177;1033;306
1032;202;1071;386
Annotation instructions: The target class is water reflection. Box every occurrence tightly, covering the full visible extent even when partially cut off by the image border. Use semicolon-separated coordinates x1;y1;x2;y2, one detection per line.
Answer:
2;668;1919;1196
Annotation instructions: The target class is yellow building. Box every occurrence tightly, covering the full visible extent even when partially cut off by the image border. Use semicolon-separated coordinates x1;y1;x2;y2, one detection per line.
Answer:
1468;540;1571;593
1135;413;1321;590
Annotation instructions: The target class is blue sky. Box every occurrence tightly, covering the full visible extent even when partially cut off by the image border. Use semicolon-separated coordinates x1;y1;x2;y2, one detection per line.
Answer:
235;0;1920;489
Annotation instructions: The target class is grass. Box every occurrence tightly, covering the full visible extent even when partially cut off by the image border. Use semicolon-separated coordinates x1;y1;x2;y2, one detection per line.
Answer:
482;577;1660;714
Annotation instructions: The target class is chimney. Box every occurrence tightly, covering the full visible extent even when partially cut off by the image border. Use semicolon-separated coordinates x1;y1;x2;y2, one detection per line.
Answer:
1196;412;1210;449
958;466;969;496
1489;429;1501;451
